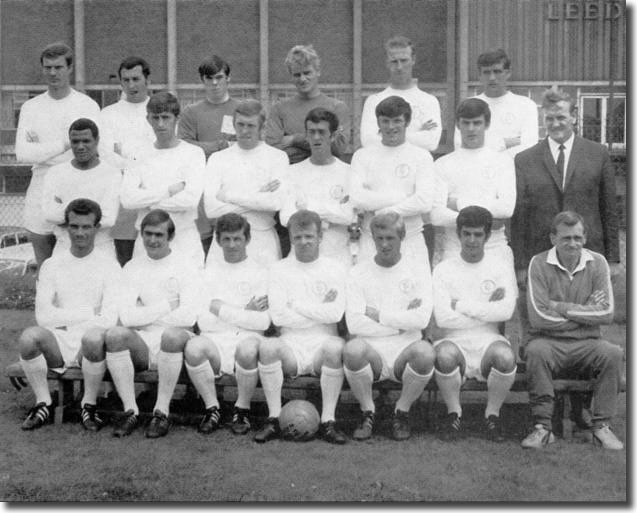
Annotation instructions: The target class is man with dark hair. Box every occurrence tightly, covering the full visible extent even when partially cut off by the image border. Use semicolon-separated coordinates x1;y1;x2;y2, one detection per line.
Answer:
42;118;121;259
280;107;356;263
350;96;435;266
120;92;206;267
204;99;288;267
104;209;200;438
454;48;538;157
431;98;515;265
344;212;435;441
18;198;121;431
265;45;350;164
185;213;270;435
521;211;623;450
16;42;101;268
99;56;156;266
254;210;347;444
360;36;441;152
432;206;517;442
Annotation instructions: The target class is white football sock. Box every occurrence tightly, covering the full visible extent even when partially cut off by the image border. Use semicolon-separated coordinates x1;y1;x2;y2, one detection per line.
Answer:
344;364;375;413
20;354;51;406
395;364;433;413
258;361;283;418
185;360;218;410
485;366;516;418
320;366;344;423
81;359;106;407
154;350;183;415
435;367;462;416
235;363;258;410
106;350;138;415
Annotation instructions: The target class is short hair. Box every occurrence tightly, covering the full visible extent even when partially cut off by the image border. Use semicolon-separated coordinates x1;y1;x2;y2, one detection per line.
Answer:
370;212;406;240
233;99;266;128
375;96;412;124
285;45;320;72
455;98;491;125
69;118;99;139
147;91;180;116
288;209;322;235
456;206;493;238
118;56;150;79
541;88;576;114
305;107;339;134
551;210;587;235
64;198;102;226
198;55;230;79
40;42;73;66
477;49;510;70
141;209;175;239
215;213;251;242
384;35;414;55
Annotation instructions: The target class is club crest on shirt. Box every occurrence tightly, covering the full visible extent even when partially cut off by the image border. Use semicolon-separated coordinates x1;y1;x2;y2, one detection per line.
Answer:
480;279;496;294
482;166;496;180
312;280;328;297
504;112;515;125
395;164;411;179
330;184;345;200
164;277;180;294
237;281;252;297
399;279;414;294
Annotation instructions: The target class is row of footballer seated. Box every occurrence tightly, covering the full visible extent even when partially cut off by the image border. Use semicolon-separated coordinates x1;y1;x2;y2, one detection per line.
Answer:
16;201;624;450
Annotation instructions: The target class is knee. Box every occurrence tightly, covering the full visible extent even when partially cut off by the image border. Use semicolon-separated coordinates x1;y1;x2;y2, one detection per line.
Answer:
184;336;208;365
409;340;436;372
343;338;367;367
490;342;516;373
598;341;623;367
324;338;345;359
81;328;106;361
18;326;47;357
525;339;552;363
236;337;260;366
435;340;462;373
160;327;190;352
104;326;132;352
258;338;280;362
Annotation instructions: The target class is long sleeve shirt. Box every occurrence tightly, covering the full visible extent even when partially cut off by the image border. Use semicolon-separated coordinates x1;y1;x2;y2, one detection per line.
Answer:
350;142;435;237
178;98;238;158
118;251;200;331
35;250;121;333
41;160;121;254
433;252;517;339
430;146;515;255
346;256;432;344
197;257;270;334
527;247;614;340
268;256;346;338
204;142;289;230
360;85;441;152
15;89;101;178
120;140;205;233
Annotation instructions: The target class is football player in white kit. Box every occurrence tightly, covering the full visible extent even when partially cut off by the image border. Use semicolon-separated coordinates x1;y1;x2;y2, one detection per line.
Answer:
185;213;270;435
344;212;435;441
432;206;517;442
18;199;120;431
254;210;347;444
280;107;356;264
104;210;200;438
350;96;435;266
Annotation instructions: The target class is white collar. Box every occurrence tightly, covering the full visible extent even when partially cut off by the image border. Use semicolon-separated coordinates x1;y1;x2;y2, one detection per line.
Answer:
546;246;594;276
548;133;575;153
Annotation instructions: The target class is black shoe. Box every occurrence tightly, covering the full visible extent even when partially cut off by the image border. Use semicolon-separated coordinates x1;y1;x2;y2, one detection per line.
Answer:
319;421;347;444
21;402;52;430
353;410;375;441
254;417;280;443
391;409;411;441
81;403;105;432
440;412;462;441
231;407;251;435
145;409;170;438
198;406;221;434
112;409;138;437
484;414;505;442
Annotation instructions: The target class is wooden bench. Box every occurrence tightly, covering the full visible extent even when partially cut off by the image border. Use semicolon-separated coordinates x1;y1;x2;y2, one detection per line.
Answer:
5;361;621;439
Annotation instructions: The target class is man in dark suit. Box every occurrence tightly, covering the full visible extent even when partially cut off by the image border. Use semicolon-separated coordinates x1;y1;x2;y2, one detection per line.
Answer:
511;88;619;432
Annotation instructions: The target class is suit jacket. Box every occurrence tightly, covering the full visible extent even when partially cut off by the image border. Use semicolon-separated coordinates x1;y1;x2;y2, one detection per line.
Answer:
511;135;618;270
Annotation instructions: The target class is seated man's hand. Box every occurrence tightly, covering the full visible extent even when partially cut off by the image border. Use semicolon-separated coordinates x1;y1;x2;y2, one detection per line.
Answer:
259;179;281;193
339;194;349;205
407;298;422;310
323;289;338;303
585;289;607;306
446;197;458;211
209;299;223;315
489;287;506;302
169;296;180;311
246;295;269;312
450;299;458;310
168;181;186;196
365;306;380;322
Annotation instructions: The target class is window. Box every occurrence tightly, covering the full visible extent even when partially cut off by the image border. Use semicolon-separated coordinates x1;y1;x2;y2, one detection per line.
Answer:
579;95;626;149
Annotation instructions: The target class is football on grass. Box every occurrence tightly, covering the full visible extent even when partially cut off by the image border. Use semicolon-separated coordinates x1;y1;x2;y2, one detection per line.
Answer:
279;400;320;441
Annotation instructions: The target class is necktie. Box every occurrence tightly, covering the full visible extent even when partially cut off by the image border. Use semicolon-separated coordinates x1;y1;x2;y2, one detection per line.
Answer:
556;144;565;186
